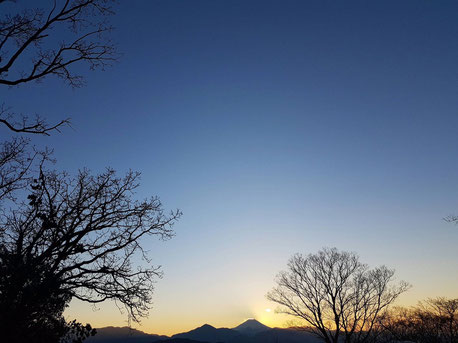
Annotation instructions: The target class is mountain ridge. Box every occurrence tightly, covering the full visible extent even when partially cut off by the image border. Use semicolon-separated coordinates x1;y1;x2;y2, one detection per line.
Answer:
233;319;270;336
88;319;321;343
172;322;241;343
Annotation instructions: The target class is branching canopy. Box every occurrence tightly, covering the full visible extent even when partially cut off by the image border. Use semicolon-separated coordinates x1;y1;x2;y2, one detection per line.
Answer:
0;168;181;322
381;297;458;343
267;248;410;343
0;0;117;134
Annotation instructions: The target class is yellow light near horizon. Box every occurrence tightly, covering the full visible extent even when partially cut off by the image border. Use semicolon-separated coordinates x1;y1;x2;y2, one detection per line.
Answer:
265;308;271;312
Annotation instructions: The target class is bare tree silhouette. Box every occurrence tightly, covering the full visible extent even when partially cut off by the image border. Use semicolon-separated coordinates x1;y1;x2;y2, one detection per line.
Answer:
0;2;182;342
0;0;117;134
0;0;118;207
381;297;458;343
0;168;181;342
267;248;410;343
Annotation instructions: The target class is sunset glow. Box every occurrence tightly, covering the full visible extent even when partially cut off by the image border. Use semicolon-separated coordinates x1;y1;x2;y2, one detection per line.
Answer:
3;0;457;340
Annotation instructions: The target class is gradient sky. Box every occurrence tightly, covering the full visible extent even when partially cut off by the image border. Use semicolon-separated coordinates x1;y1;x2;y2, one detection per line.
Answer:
3;0;458;336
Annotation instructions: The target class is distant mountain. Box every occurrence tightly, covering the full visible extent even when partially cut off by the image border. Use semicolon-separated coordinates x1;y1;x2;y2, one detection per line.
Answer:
86;326;167;343
86;322;322;343
172;324;241;343
233;319;270;336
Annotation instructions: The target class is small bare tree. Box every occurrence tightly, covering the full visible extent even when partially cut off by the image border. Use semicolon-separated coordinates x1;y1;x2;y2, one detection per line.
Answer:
267;248;410;343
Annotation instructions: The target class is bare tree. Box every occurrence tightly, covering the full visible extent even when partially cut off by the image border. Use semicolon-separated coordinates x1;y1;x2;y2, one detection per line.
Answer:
0;0;118;213
444;215;458;229
0;0;118;204
428;297;458;342
0;0;117;134
0;168;181;342
382;298;458;343
0;2;179;342
0;0;119;214
267;248;410;343
0;137;34;201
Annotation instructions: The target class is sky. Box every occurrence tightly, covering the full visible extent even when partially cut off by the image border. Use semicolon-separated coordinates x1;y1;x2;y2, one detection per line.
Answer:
2;0;458;336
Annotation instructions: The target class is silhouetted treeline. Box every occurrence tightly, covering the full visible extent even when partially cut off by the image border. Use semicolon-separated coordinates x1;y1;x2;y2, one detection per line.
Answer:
379;297;458;343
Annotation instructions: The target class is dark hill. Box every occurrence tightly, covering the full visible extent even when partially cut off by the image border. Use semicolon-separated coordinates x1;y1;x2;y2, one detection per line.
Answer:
84;324;322;343
86;326;167;343
172;324;241;343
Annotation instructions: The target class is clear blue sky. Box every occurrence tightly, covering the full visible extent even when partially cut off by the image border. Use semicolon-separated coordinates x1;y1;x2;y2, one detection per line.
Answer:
4;0;458;334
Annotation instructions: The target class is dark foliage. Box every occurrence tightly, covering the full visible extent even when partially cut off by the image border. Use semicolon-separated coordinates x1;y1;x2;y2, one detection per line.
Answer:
0;168;180;341
0;4;180;342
